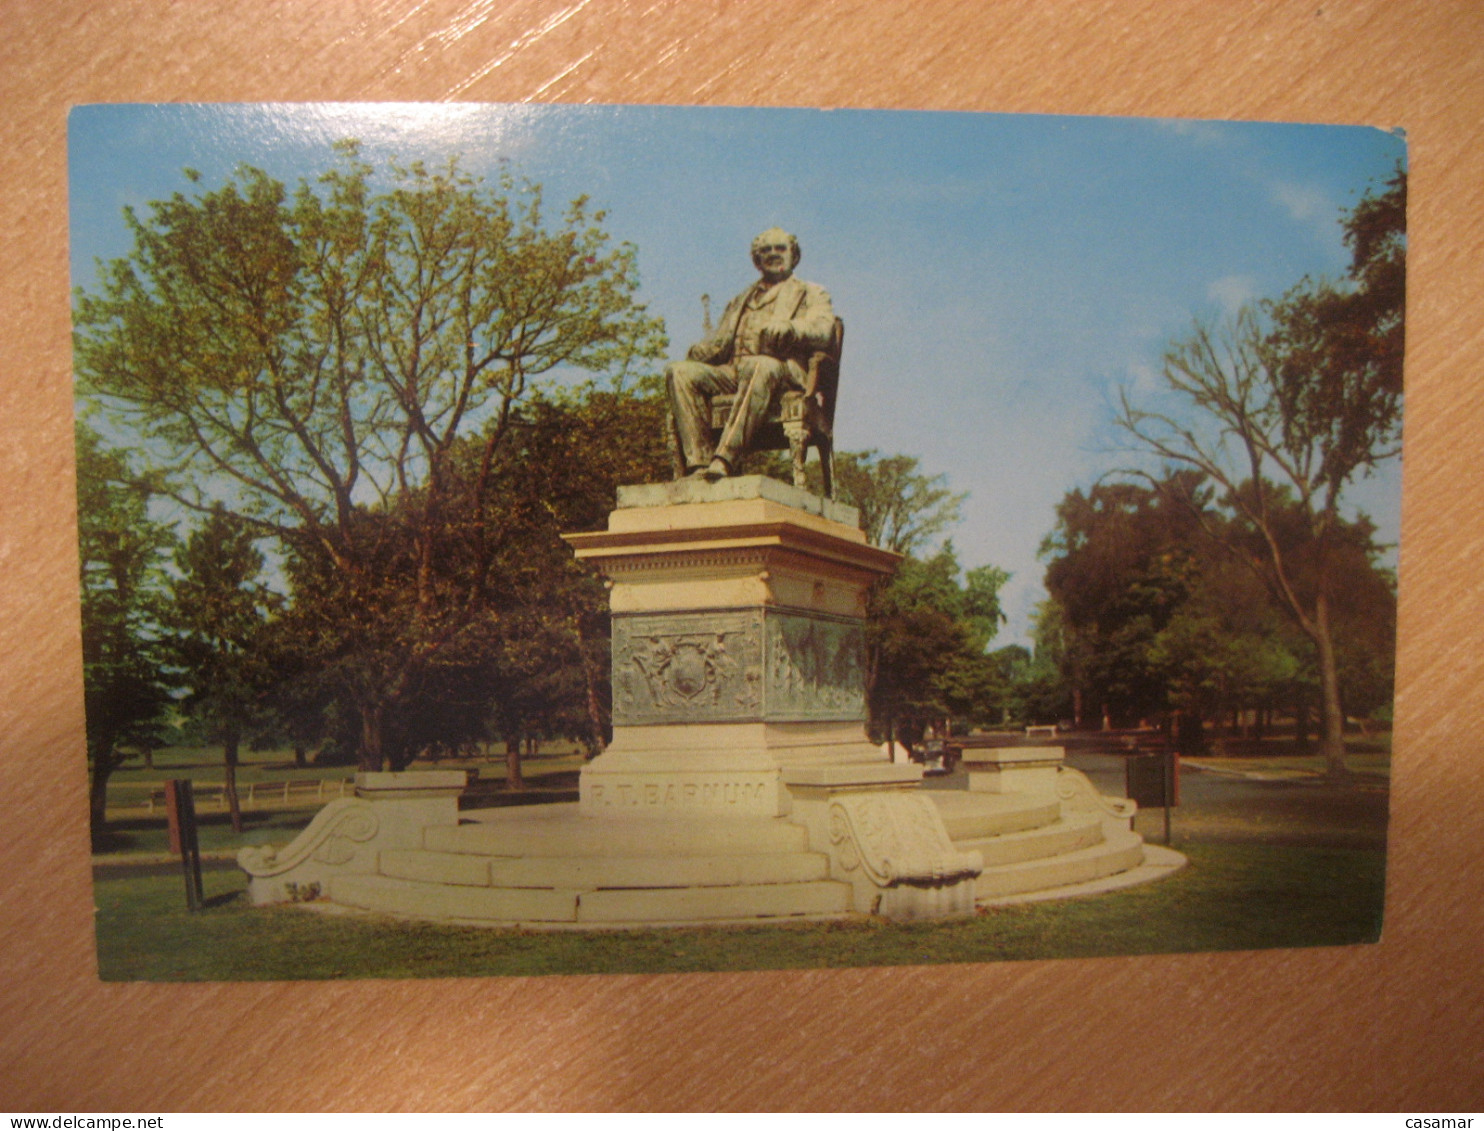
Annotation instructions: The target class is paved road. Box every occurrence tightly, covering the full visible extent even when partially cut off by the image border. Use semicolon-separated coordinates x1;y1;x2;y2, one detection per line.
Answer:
924;749;1389;851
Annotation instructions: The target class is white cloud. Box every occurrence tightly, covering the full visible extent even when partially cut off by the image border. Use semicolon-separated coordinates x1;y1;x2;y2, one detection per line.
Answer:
1153;118;1230;147
1207;274;1257;316
1126;360;1161;396
1270;179;1333;223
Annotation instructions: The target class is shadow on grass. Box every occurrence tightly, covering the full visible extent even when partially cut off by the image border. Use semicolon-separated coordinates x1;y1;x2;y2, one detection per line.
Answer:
92;841;1386;982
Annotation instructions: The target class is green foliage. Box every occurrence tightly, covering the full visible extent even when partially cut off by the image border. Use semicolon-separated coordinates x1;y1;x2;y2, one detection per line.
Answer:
74;147;666;545
169;506;277;731
1042;474;1207;725
867;543;1008;740
1113;174;1404;768
167;505;281;828
76;423;177;836
831;450;966;555
268;381;671;769
1040;470;1395;741
74;146;667;770
1263;169;1405;493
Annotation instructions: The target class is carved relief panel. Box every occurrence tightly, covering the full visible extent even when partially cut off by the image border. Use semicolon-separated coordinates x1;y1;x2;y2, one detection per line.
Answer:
612;608;865;725
763;610;866;721
612;610;764;724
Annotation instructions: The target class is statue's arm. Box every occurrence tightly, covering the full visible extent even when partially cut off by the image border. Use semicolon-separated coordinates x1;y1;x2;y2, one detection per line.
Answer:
788;283;836;353
686;293;743;364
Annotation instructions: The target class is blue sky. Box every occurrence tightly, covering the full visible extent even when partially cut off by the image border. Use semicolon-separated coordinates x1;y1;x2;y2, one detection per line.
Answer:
68;103;1406;646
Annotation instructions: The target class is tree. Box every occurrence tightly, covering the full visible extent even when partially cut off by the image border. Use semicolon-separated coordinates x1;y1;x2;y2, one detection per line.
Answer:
495;380;672;764
831;450;966;555
76;424;176;841
1041;471;1392;749
267;378;670;781
867;542;1007;744
768;449;1007;741
75;145;666;770
1002;608;1077;727
1041;473;1211;730
1116;173;1403;776
168;506;277;832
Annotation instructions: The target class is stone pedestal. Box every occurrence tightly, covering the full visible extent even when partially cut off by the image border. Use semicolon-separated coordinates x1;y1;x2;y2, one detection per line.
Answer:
564;477;984;918
963;745;1066;798
564;476;902;818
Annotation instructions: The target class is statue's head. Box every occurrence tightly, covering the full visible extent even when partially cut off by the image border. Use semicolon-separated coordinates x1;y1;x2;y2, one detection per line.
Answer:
751;227;800;279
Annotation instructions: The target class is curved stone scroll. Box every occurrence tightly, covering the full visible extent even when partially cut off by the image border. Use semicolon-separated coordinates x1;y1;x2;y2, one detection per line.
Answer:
827;792;981;889
1056;766;1138;820
237;799;380;904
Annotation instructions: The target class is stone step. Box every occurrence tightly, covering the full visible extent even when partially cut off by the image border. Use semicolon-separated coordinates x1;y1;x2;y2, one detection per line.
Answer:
381;846;831;890
576;879;852;925
953;811;1107;867
328;871;852;926
329;873;579;923
928;791;1062;840
972;828;1146;901
425;811;810;858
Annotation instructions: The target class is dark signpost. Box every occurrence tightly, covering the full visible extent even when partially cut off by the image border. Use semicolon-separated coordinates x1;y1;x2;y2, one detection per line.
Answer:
1126;748;1179;845
164;779;204;911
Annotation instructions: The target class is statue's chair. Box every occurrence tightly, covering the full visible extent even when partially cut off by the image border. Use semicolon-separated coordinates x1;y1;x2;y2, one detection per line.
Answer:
668;317;843;499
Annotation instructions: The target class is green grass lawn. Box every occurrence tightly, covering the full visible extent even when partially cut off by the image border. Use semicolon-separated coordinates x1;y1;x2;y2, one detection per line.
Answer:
92;841;1386;981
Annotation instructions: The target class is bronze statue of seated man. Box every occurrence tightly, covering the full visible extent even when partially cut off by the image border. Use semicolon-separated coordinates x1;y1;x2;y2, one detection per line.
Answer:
665;227;836;479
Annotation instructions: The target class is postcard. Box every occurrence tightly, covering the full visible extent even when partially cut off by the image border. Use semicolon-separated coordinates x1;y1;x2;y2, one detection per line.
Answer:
70;102;1403;979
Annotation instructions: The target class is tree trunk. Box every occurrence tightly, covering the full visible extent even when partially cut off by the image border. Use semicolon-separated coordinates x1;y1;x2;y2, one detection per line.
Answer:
223;730;244;834
359;701;386;773
1313;590;1350;778
570;613;606;757
89;753;117;845
293;745;308;769
1173;709;1207;755
505;734;526;791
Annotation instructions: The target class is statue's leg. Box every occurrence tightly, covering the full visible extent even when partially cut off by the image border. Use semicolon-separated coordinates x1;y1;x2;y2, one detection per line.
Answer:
666;360;735;472
715;356;798;467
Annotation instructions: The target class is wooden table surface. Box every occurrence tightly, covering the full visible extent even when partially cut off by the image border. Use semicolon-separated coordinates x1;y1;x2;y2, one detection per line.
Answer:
3;0;1481;1111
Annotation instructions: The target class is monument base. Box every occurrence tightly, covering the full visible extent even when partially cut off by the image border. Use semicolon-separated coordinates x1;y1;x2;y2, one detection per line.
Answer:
238;481;1183;927
579;720;892;817
237;759;1181;927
